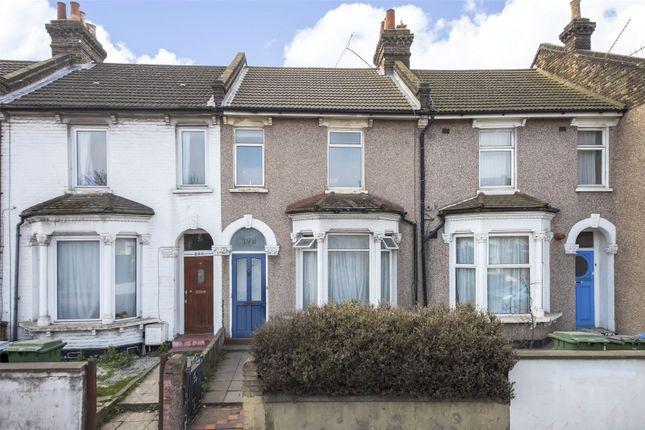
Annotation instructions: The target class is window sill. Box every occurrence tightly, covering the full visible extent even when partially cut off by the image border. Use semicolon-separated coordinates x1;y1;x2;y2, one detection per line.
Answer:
229;187;268;193
477;188;517;195
19;317;161;332
68;187;112;194
576;186;613;193
173;188;213;194
325;189;367;194
496;312;562;324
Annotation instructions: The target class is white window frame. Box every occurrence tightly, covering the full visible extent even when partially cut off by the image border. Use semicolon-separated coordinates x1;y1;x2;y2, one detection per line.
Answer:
51;236;103;323
327;129;365;191
177;128;209;188
478;128;516;193
380;246;396;304
301;237;318;308
72;127;109;189
234;128;265;187
576;127;609;191
454;234;476;306
486;233;532;315
113;236;141;321
327;233;371;303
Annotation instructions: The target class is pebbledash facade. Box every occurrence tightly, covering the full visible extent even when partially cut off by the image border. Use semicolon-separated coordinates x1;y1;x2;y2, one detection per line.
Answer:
0;2;640;350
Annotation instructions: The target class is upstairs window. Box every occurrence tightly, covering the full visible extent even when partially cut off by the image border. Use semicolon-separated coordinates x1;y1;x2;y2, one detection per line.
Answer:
328;131;363;189
235;129;264;186
577;129;607;187
180;130;207;186
75;129;107;187
479;129;514;189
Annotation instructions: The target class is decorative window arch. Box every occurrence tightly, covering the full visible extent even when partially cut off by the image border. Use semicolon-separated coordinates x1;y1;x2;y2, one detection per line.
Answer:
564;214;617;254
214;215;279;256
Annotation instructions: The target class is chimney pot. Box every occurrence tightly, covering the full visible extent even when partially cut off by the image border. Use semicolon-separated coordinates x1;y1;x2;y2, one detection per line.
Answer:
570;0;581;19
70;1;81;21
56;2;67;20
80;10;86;24
380;20;384;34
385;9;395;30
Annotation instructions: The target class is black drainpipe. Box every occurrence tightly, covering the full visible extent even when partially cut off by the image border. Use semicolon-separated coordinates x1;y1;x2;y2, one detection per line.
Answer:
12;215;25;340
401;216;418;305
419;113;434;307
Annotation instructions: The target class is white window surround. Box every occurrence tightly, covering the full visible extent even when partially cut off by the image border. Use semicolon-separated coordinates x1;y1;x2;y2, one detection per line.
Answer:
443;211;556;320
327;129;365;192
477;128;517;194
575;127;610;191
571;117;618;193
26;215;150;327
177;128;209;189
71;127;109;190
289;213;400;308
234;128;265;188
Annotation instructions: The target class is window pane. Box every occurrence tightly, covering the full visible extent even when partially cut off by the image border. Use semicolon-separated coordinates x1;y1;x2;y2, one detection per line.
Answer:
251;258;262;301
232;228;266;251
184;233;213;251
330;131;361;145
577;130;603;146
236;129;264;144
303;251;317;307
115;238;137;320
489;236;529;264
576;231;594;248
480;151;511;187
77;131;107;186
381;251;390;304
57;241;100;320
456;268;476;306
328;235;369;249
577;150;603;185
236;259;248;301
182;131;206;185
236;146;263;185
487;268;530;314
329;147;362;188
328;251;369;303
456;237;474;264
480;130;512;147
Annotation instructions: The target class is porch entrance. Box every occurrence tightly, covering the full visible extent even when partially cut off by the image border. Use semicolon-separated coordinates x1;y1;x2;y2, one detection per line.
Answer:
183;233;214;334
232;254;266;338
575;250;594;328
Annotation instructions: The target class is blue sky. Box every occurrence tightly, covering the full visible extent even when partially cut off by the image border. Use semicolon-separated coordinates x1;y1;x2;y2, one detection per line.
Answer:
46;0;505;66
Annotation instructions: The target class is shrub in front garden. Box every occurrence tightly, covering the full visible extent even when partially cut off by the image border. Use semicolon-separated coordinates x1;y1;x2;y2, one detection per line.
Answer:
252;303;515;402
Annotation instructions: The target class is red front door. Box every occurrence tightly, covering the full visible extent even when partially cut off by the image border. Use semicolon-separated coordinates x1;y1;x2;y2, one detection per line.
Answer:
184;256;214;334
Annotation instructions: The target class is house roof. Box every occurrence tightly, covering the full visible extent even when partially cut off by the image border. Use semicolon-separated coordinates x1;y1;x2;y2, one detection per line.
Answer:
21;193;155;218
285;192;406;215
438;192;559;216
412;69;623;113
0;60;36;76
226;67;415;113
4;62;226;110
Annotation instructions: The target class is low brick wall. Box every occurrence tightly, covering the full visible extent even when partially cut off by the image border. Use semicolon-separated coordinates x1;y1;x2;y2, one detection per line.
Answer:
0;361;93;429
242;359;509;430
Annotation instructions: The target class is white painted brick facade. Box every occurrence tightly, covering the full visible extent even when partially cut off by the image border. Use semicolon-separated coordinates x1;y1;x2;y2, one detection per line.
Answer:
1;114;222;348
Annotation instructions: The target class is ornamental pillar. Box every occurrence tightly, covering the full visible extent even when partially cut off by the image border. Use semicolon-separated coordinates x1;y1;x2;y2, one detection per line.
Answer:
36;234;51;327
100;234;115;324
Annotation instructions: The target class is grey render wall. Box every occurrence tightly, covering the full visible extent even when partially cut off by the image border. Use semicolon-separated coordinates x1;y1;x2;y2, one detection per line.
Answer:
424;119;616;333
613;105;645;335
220;118;418;336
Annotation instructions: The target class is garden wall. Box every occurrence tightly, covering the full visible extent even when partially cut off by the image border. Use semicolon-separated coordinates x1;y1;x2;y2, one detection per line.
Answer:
0;361;93;429
511;350;645;430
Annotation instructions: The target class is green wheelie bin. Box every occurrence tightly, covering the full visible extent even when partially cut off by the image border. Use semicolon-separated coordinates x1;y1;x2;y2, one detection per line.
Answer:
6;339;66;362
548;331;609;351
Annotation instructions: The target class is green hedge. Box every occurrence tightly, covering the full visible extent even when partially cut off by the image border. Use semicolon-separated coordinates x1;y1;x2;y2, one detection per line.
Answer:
252;303;515;402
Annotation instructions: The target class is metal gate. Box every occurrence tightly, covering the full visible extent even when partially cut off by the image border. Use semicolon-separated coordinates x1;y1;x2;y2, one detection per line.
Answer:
184;353;206;426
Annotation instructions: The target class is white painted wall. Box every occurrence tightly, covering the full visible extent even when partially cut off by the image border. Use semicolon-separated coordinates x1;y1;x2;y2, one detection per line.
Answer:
510;356;645;430
0;114;222;345
0;363;87;429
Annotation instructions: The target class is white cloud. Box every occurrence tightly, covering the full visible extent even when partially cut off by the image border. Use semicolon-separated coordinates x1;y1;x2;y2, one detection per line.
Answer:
0;0;192;65
283;0;645;69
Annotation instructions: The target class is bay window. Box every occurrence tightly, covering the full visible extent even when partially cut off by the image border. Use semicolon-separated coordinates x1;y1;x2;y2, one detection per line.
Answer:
455;236;476;306
56;239;101;320
328;235;369;303
328;130;363;189
577;129;607;187
479;129;514;189
302;241;317;308
487;236;530;314
115;238;137;320
381;245;391;304
75;129;107;187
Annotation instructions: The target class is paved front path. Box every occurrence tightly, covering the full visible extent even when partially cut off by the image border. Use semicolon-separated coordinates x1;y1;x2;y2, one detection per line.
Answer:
191;406;243;430
202;351;249;404
121;364;159;406
101;411;158;429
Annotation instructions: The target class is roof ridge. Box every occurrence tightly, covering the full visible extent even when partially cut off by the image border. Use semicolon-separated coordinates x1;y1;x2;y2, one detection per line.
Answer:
534;68;624;109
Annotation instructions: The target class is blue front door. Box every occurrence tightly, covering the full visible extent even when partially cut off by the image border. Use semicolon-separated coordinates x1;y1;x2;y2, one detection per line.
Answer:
232;254;266;338
575;250;595;328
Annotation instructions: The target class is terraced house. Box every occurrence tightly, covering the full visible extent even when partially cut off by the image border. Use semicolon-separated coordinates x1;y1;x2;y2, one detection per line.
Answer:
0;1;642;352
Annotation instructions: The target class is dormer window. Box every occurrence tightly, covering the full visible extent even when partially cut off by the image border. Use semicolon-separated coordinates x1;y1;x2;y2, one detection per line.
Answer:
74;129;107;187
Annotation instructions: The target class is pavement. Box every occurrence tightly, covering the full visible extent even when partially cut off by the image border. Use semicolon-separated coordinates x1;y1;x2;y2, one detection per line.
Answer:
202;351;249;405
121;364;159;406
101;411;158;429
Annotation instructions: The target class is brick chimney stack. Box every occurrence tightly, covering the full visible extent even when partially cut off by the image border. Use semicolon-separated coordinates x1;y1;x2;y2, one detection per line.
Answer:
46;1;107;63
559;0;596;51
373;8;414;73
